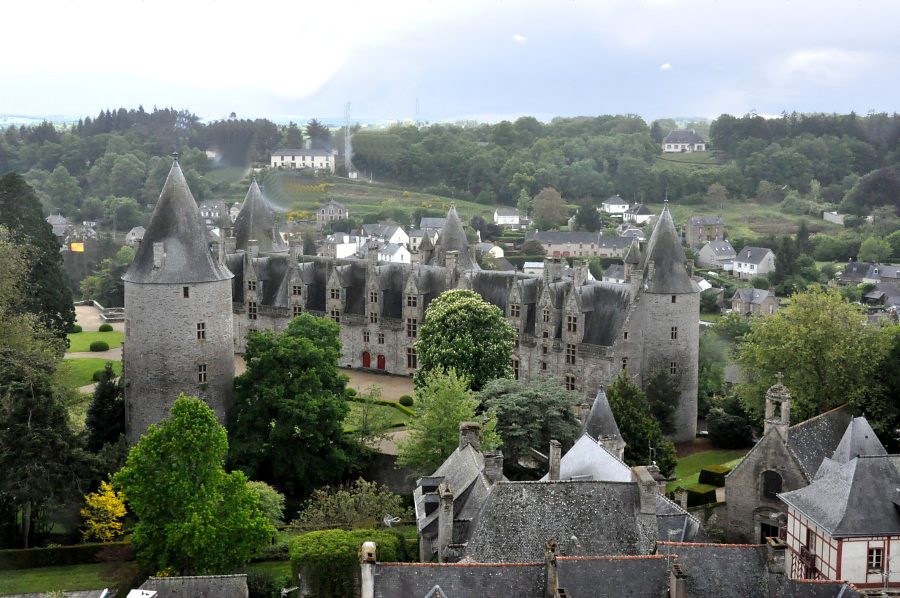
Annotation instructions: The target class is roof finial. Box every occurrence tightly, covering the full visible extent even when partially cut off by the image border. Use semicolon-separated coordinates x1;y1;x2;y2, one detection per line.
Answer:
776;371;783;385
171;151;179;163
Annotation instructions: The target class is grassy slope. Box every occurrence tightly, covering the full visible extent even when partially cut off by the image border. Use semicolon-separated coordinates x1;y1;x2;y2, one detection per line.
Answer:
60;358;122;389
666;449;747;492
67;331;124;352
0;563;107;594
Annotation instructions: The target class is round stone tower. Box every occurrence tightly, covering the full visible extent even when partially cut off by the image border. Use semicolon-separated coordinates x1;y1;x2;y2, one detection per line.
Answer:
638;203;701;443
122;158;234;443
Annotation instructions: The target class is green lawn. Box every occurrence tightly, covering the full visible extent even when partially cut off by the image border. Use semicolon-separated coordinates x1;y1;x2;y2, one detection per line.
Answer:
0;562;107;594
655;151;724;167
67;392;94;432
245;559;292;579
60;358;122;389
666;449;747;493
343;400;410;432
67;330;124;352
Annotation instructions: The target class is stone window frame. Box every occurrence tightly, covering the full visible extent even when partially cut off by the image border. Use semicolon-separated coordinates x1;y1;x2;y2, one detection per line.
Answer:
330;309;340;323
247;279;257;292
198;363;208;384
330;287;341;300
761;470;783;500
406;294;418;308
363;330;370;344
565;343;576;365
511;358;520;380
406;317;418;338
406;347;417;369
370;310;379;324
622;356;628;371
292;285;302;296
566;315;578;333
292;305;302;317
542;308;551;323
248;301;258;320
564;374;576;391
670;361;677;375
183;286;190;299
671;326;678;340
377;332;385;345
369;291;378;303
510;303;521;318
196;322;206;341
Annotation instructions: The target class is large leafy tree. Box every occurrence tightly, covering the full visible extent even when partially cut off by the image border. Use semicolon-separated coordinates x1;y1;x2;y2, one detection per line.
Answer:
397;369;500;475
306;119;332;150
0;172;74;336
605;372;677;476
644;370;680;435
414;289;515;391
227;314;354;497
478;377;581;477
737;287;889;422
532;186;567;230
852;326;900;451
113;395;274;575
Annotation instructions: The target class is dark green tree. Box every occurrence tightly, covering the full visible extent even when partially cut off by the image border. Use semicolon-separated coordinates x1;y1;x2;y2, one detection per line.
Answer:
0;173;74;336
227;314;354;496
644;370;680;435
85;362;126;452
478;377;582;477
414;289;516;391
306;119;332;150
697;329;727;417
706;394;754;449
605;372;677;476
851;327;900;451
573;202;602;231
281;122;304;148
114;395;275;575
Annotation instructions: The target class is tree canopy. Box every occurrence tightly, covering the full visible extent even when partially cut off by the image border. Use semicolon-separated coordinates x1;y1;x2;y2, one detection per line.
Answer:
226;314;355;497
113;395;274;575
414;289;515;391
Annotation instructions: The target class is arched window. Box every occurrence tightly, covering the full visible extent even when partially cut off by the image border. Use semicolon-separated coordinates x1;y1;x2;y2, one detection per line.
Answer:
762;470;783;499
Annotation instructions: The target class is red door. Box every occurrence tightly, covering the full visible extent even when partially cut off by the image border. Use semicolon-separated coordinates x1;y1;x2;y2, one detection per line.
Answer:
377;355;386;370
362;352;371;368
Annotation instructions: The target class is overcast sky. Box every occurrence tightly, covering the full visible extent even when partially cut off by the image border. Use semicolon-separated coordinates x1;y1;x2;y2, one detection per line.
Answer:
3;0;899;123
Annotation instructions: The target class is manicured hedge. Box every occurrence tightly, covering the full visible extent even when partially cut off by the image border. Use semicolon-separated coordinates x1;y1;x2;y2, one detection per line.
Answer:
70;324;83;333
686;484;718;508
89;340;110;352
98;323;114;332
347;395;414;417
92;369;106;382
398;395;414;407
698;464;732;487
0;541;131;570
290;529;400;598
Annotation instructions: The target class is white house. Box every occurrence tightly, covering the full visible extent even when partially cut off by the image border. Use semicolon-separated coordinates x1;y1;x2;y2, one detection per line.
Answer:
360;241;410;264
407;229;438;253
493;207;522;228
125;226;146;246
270;148;336;173
697;240;737;270
474;242;504;259
601;195;629;215
602;264;626;284
322;233;364;259
662;130;706;153
623;204;654;224
734;246;776;280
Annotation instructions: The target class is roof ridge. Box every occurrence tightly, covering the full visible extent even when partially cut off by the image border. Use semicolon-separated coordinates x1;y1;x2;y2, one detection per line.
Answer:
789;404;849;430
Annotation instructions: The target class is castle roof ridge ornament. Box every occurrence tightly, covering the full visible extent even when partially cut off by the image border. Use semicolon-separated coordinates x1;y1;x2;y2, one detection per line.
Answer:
171;151;179;163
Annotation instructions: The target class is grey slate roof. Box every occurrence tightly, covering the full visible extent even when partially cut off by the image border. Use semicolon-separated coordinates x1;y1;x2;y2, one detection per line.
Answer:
664;130;705;144
579;283;632;346
373;562;545;598
625;203;653;216
603;194;629;206
420;217;447;230
414;444;488;536
233;179;288;253
273;147;333;156
464;480;654;562
583;386;620;441
539;434;631;482
780;579;860;598
841;260;872;281
662;543;768;598
867;263;900;279
604;264;625;280
526;231;599;246
434;205;479;270
139;574;249;597
703;240;736;256
495;206;519;216
123;161;233;285
643;205;697;294
735;246;774;265
786;405;853;479
555;555;669;597
733;287;773;305
362;223;403;239
830;416;887;463
779;455;900;537
689;215;724;226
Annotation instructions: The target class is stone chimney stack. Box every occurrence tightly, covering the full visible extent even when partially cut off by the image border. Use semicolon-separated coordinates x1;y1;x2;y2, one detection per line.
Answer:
290;242;303;262
574;260;589;286
543;540;559;598
360;541;377;598
646;259;655;281
543;257;563;283
549;440;561;481
152;242;164;269
248;240;259;259
579;401;591;426
686;258;694;277
437;483;454;563
367;242;379;271
632;466;658;515
459;421;481;452
483;450;504;483
766;536;786;575
669;563;687;598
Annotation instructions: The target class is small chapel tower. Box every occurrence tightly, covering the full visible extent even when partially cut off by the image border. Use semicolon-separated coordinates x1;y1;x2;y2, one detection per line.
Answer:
122;157;235;443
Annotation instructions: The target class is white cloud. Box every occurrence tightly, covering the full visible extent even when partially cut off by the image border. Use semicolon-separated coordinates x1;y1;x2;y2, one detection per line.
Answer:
768;48;877;86
512;34;528;44
659;63;672;71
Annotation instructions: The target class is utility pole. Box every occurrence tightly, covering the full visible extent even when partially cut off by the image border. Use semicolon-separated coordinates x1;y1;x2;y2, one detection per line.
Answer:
344;102;353;177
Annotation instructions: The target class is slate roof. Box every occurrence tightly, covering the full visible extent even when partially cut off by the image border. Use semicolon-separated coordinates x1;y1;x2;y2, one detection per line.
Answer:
703;240;736;256
786;405;853;479
414;444;488;536
583;388;622;443
664;130;705;144
867;263;900;280
733;287;774;305
362;223;404;239
320;199;346;211
661;542;768;598
780;579;860;598
373;562;545;598
273;147;333;156
597;236;633;250
689;215;724;226
735;246;774;265
604;264;625;280
495;207;519;216
603;194;629;206
123;160;233;285
539;434;631;483
433;205;479;270
233;179;288;254
830;416;887;463
526;231;599;245
643;205;697;294
625;204;653;216
579;284;632;346
489;257;516;272
139;574;249;597
841;260;872;281
779;455;900;537
464;481;655;562
555;555;669;596
420;217;447;230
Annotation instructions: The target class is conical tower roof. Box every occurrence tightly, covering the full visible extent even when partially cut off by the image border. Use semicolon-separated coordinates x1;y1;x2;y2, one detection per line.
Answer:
124;159;232;284
643;203;696;294
583;387;622;442
831;417;887;463
234;178;288;253
624;236;642;265
435;204;479;269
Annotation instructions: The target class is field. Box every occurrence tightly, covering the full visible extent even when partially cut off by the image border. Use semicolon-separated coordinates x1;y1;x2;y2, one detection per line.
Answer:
666;449;747;493
60;358;122;389
655;151;724;167
67;330;124;352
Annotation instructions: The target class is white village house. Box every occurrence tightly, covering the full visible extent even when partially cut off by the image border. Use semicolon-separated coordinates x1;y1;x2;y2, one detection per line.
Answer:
663;130;706;153
270;148;336;172
493;207;523;228
624;204;654;224
734;246;776;280
600;194;629;215
697;240;737;270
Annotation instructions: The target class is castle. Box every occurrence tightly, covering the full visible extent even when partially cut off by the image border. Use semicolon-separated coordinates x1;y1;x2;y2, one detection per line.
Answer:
124;160;700;443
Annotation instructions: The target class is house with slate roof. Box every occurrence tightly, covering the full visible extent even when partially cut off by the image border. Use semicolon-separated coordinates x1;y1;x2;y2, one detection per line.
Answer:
525;231;632;258
270;147;335;172
125;225;146;246
494;206;526;228
624;203;654;224
735;246;776;280
419;216;447;234
732;287;779;316
361;223;409;247
862;263;900;284
840;261;873;284
663;130;706;153
685;215;725;248
697;240;736;269
725;379;854;544
137;573;249;597
316;199;349;229
601;194;630;215
46;213;72;242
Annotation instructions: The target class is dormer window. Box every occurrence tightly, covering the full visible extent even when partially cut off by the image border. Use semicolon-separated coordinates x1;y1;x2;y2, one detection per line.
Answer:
369;291;378;303
510;304;521;318
407;295;418;308
247;280;257;292
566;315;578;333
292;285;302;296
330;288;341;300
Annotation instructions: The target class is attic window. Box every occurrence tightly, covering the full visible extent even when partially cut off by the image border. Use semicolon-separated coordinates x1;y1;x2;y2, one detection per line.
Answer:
370;310;378;324
566;315;578;333
183;286;190;298
671;295;677;303
292;285;302;296
369;291;378;303
510;304;521;318
330;288;340;300
248;280;257;292
406;295;418;308
542;309;550;323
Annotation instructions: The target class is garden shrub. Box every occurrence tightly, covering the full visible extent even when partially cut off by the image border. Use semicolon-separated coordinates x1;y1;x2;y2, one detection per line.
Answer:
70;324;83;333
246;569;291;598
398;395;414;407
90;340;110;352
92;370;107;382
698;464;731;487
290;529;400;598
686;484;718;508
99;323;114;332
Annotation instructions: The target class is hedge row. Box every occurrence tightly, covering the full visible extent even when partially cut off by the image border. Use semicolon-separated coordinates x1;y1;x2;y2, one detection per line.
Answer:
347;395;414;417
686;484;718;508
698;464;732;487
0;541;131;570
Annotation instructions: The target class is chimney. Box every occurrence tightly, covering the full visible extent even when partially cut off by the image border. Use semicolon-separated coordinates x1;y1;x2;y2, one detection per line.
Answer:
686;259;694;277
483;450;504;483
214;239;225;265
574;260;589;286
669;562;687;598
437;483;454;563
459;421;481;452
152;242;164;269
766;536;786;575
359;541;377;598
367;242;379;270
445;250;459;272
646;259;655;280
543;257;563;283
543;540;559;598
578;402;591;426
549;440;561;481
674;487;688;510
632;466;658;515
290;243;303;262
248;240;259;258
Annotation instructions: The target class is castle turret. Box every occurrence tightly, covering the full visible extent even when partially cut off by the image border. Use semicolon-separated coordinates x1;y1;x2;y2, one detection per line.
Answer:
583;386;626;460
233;178;288;254
433;205;479;270
122;158;235;443
638;203;700;442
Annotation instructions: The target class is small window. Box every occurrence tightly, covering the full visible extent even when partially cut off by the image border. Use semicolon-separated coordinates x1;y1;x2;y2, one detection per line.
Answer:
198;364;208;384
248;301;258;320
670;361;677;375
292;305;302;317
370;310;378;324
543;329;550;339
369;291;378;303
566;315;578;333
197;322;206;340
868;548;884;573
510;303;521;318
671;295;677;303
671;326;678;340
541;361;548;371
292;285;302;296
377;332;385;345
623;331;628;340
622;357;628;371
565;374;576;391
566;343;576;365
406;347;417;369
542;309;550;323
542;345;548;355
247;279;257;292
511;358;520;380
762;470;782;499
183;286;190;298
407;318;418;338
406;295;418;308
363;330;370;343
330;309;340;323
330;288;340;300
